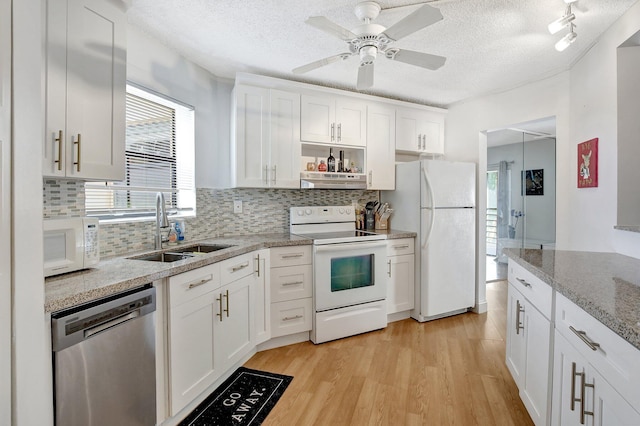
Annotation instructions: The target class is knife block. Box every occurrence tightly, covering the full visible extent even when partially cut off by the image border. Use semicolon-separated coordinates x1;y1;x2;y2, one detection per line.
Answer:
374;213;389;230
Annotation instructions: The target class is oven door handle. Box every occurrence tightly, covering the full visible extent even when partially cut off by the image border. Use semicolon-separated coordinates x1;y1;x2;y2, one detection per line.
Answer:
314;241;386;253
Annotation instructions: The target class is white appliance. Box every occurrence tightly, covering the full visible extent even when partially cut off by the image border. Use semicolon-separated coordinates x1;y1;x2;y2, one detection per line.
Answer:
382;159;476;322
290;206;387;343
44;217;100;277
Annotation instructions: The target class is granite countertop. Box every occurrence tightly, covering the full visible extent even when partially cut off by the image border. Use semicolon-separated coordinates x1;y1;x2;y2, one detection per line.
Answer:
45;230;416;313
505;248;640;351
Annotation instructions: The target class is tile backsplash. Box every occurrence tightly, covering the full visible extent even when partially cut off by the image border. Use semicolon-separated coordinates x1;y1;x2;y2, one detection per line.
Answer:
43;179;378;258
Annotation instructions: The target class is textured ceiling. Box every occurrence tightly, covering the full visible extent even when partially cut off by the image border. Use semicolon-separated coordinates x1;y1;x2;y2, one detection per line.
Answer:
128;0;638;108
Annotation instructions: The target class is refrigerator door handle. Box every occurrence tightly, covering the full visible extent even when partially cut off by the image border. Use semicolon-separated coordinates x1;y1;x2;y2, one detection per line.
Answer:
421;165;436;248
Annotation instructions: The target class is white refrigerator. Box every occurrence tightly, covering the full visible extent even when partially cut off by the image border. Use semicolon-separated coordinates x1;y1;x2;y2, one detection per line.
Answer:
382;159;476;322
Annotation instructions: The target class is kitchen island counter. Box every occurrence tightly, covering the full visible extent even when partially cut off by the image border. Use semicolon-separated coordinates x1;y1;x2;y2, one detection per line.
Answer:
505;248;640;351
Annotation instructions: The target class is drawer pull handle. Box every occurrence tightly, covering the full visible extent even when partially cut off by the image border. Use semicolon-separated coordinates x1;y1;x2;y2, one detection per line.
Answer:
393;244;409;249
580;373;594;424
387;259;392;277
571;362;581;411
188;276;213;289
283;315;303;322
216;294;223;321
73;133;81;172
54;130;63;170
281;254;304;259
569;326;600;351
282;281;304;287
231;261;249;272
516;277;532;288
515;300;525;334
224;289;230;317
254;254;261;276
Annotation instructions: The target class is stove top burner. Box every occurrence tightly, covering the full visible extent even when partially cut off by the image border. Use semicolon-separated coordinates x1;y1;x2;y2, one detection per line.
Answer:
291;230;386;245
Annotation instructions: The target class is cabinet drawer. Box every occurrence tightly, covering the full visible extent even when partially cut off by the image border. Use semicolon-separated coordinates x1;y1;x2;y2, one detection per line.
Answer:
168;263;220;308
556;293;640;410
508;260;552;320
270;246;311;268
271;264;313;303
270;298;313;338
387;238;415;256
220;252;255;286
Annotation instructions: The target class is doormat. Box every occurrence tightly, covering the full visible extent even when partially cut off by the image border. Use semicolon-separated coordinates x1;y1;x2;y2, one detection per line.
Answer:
179;367;293;426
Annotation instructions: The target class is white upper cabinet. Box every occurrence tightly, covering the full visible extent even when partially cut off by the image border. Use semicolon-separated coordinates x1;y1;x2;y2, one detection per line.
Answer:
396;107;445;155
43;0;126;180
301;93;367;147
232;85;301;188
366;103;396;190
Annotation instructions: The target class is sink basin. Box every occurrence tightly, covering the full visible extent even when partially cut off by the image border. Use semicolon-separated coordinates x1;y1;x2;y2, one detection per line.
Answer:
130;252;194;263
180;244;235;254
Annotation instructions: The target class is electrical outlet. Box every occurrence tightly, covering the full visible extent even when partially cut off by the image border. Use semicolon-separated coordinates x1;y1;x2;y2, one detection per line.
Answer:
233;200;243;214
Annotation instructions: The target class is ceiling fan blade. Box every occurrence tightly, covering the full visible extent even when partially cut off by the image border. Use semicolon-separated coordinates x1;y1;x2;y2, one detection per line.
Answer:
292;53;352;74
382;4;443;42
388;49;446;70
356;63;374;90
306;16;358;41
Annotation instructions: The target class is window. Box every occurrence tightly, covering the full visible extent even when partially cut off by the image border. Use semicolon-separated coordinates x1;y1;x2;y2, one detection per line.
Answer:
85;84;195;221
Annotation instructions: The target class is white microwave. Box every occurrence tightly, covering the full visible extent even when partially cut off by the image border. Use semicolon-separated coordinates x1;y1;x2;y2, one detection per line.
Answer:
44;217;100;277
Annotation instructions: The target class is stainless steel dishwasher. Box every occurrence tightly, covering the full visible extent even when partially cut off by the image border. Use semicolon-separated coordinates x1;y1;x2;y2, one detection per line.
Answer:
51;285;157;426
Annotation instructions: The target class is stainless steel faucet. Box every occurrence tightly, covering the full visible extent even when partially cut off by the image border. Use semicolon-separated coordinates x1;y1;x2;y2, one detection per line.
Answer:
155;192;170;249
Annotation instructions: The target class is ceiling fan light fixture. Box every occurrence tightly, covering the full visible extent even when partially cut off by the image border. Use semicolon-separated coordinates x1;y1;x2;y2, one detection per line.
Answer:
555;30;577;51
548;12;575;35
359;45;378;64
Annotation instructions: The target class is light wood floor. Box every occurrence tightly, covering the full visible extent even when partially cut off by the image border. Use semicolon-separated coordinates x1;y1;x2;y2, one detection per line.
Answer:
244;281;533;425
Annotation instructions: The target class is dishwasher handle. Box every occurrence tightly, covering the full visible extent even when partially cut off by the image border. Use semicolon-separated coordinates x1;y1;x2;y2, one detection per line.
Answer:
84;310;140;339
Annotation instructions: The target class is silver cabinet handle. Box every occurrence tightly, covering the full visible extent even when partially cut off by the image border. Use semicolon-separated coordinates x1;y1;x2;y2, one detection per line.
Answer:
54;130;63;170
224;289;230;317
581;374;594;424
264;165;269;184
272;165;277;184
571;362;579;411
282;281;304;287
422;134;426;150
283;314;303;322
254;254;261;277
188;276;213;289
331;123;335;141
569;326;601;351
368;170;373;188
73;133;81;172
337;123;341;142
392;244;409;250
387;259;392;277
281;253;303;259
516;277;532;288
231;261;250;272
515;300;524;335
417;134;421;150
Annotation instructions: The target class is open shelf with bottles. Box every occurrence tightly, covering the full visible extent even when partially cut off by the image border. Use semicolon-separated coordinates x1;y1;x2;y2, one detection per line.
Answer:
300;143;365;174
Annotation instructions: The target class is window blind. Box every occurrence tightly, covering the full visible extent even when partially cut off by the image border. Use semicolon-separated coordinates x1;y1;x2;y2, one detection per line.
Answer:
86;87;195;220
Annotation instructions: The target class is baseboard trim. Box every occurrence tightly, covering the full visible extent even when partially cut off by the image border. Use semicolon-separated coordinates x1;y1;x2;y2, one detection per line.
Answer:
472;300;488;314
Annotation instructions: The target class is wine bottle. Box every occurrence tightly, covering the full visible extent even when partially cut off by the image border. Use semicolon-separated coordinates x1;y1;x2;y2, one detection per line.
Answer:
327;148;335;172
338;150;344;172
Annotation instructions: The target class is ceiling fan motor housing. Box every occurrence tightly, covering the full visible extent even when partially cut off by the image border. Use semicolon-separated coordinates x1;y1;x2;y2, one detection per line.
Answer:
359;45;377;64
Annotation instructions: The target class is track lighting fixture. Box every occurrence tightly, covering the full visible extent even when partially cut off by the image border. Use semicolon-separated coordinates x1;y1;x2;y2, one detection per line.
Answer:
548;5;575;35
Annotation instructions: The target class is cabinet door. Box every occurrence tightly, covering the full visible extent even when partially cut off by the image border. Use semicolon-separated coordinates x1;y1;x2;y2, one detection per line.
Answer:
506;284;526;388
216;274;254;371
386;253;414;314
395;108;421;153
65;0;126;180
253;250;270;345
419;116;444;155
301;94;334;143
521;300;551;426
552;331;586;426
233;85;270;187
270;90;301;188
335;97;366;147
366;103;395;190
590;367;640;426
168;292;219;416
396;107;444;155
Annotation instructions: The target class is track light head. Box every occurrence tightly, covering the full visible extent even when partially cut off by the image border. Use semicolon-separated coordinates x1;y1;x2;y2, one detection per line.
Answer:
548;12;575;34
555;31;577;51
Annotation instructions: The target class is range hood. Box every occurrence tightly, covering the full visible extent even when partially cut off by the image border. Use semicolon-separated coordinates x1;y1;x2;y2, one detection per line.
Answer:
300;172;367;189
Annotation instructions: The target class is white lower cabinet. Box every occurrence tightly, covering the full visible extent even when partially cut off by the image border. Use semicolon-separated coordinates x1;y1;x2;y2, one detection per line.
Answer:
386;238;415;315
269;246;312;338
166;252;262;416
552;294;640;426
253;249;270;345
505;260;553;426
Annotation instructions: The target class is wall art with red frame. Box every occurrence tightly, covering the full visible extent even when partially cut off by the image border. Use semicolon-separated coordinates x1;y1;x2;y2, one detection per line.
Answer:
578;138;598;188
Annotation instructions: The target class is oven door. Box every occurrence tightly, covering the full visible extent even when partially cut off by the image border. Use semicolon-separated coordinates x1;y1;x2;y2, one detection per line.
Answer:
313;240;387;312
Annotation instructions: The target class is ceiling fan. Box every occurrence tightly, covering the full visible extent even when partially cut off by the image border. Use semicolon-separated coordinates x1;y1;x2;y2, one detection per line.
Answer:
292;1;446;90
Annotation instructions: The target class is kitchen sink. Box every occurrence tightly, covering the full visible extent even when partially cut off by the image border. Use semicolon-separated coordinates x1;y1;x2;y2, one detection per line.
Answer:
128;244;235;263
130;252;194;263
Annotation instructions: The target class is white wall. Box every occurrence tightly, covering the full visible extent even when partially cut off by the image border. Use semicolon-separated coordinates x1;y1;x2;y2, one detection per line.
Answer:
126;26;233;189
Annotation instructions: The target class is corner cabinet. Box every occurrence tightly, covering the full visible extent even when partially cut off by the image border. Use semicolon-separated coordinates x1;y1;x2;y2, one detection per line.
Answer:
301;93;367;147
366;103;396;190
43;0;126;180
395;106;444;155
231;85;301;188
505;260;553;426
